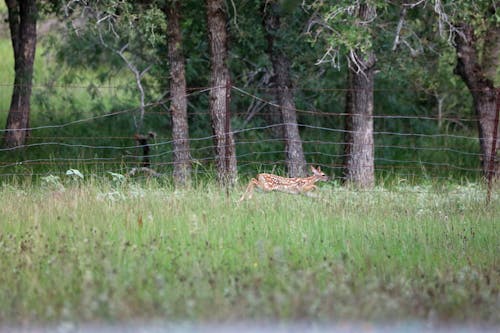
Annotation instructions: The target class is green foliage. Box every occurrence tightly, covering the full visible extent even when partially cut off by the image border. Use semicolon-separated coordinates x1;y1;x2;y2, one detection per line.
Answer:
0;0;494;184
439;0;495;23
0;39;13;114
305;0;390;66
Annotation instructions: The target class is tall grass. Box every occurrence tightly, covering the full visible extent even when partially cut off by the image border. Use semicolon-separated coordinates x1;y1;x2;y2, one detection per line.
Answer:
0;178;498;324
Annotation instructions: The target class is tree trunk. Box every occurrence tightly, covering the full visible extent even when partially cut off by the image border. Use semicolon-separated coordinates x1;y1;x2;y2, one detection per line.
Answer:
206;0;237;186
3;0;37;148
343;58;376;188
263;1;307;177
165;0;191;187
343;5;376;188
454;23;499;178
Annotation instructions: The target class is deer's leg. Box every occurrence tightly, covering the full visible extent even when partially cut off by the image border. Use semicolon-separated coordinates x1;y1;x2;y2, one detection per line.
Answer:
302;184;319;198
239;178;259;201
301;184;317;192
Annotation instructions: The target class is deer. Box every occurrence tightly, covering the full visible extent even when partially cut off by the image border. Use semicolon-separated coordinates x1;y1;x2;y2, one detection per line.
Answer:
239;165;329;202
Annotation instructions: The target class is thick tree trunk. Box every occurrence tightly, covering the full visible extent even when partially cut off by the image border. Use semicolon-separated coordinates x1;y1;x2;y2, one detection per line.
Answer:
343;57;376;188
343;4;376;188
263;1;307;177
165;0;191;187
3;0;37;148
454;23;499;178
206;0;237;186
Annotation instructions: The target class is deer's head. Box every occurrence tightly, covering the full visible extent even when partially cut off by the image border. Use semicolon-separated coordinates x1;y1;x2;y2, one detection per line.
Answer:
310;166;329;182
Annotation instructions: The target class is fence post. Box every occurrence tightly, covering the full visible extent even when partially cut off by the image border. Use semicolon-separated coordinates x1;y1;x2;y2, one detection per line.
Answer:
486;88;500;205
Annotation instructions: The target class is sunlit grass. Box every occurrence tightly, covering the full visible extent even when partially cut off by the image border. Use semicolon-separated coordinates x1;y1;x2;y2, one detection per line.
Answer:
0;177;498;324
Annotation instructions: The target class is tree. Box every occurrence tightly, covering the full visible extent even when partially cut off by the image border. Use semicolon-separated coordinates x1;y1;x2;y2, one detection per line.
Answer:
164;0;191;186
452;6;499;178
306;1;380;187
342;3;376;188
3;0;38;148
206;0;237;186
262;0;307;177
404;0;499;178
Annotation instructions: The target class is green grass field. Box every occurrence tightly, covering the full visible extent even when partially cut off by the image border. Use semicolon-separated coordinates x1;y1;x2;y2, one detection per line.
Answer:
0;177;498;325
0;8;498;327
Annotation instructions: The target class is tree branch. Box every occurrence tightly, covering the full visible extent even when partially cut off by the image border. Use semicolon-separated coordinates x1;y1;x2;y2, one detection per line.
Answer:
94;14;150;132
392;7;407;51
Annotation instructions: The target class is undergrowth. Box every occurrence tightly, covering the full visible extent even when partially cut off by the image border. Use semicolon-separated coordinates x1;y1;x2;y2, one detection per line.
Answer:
0;176;498;324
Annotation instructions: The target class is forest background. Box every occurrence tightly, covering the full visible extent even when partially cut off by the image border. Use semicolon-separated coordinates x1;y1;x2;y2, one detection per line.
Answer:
0;0;498;186
0;1;499;327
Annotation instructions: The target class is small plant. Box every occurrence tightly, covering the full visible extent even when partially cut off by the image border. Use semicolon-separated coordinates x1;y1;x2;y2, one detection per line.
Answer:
41;174;64;191
66;169;84;181
108;171;126;184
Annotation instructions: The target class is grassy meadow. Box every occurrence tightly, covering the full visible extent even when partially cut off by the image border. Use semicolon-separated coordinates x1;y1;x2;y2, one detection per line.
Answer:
0;3;498;327
0;177;498;325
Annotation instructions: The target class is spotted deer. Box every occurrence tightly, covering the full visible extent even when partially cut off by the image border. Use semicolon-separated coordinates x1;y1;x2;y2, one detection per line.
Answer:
239;166;329;202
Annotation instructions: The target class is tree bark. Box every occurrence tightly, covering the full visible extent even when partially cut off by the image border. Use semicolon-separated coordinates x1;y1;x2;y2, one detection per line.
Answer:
3;0;37;148
454;23;499;178
343;5;376;188
165;0;191;187
206;0;237;186
343;57;376;188
263;1;307;177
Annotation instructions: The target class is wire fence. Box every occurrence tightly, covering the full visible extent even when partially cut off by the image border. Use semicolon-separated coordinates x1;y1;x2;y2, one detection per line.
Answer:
0;84;498;195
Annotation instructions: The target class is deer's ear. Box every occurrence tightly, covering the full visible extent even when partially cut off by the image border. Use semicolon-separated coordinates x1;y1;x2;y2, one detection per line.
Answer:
317;166;321;172
310;165;315;172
